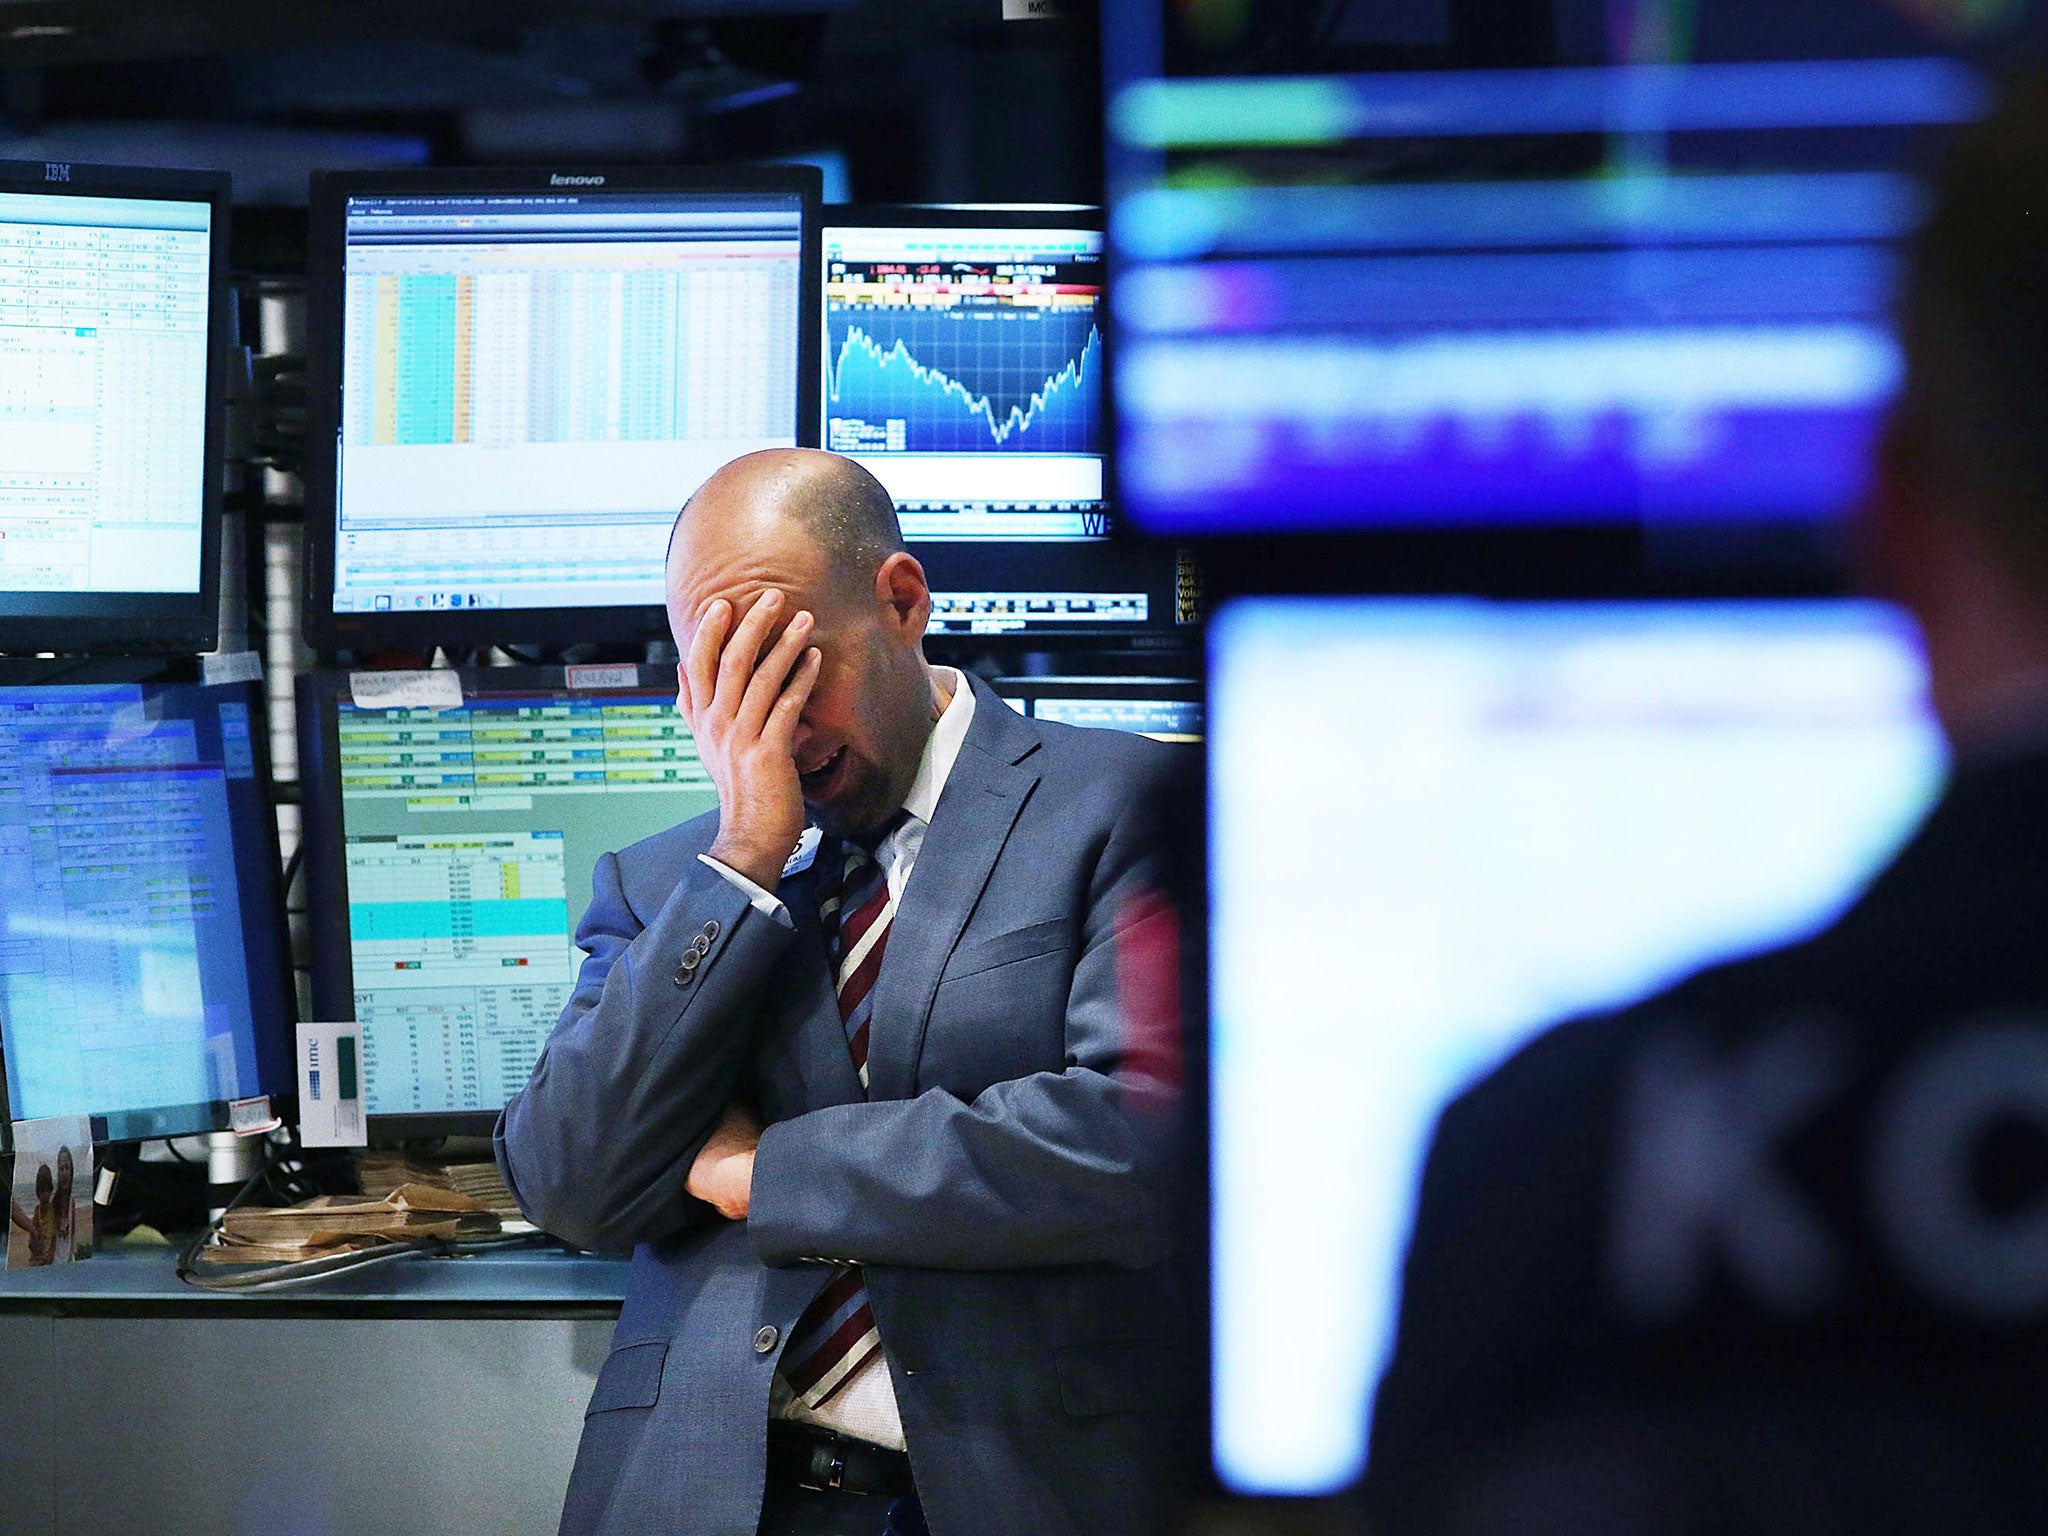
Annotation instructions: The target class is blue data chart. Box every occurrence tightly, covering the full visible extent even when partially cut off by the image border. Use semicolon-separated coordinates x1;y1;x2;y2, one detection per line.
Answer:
822;223;1106;525
828;307;1101;456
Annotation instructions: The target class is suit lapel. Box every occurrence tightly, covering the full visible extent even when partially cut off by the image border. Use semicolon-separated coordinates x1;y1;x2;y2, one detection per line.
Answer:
866;677;1042;1102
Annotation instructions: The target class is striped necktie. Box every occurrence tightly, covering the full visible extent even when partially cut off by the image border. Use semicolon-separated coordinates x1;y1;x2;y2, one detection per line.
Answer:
780;814;907;1408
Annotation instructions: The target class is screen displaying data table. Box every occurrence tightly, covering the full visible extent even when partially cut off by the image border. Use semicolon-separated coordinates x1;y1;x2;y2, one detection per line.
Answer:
824;223;1105;540
331;191;805;616
0;681;289;1140
0;191;212;595
333;682;720;1117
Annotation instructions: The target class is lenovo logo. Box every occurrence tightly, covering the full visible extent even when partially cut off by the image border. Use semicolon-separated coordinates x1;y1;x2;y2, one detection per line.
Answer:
550;173;605;186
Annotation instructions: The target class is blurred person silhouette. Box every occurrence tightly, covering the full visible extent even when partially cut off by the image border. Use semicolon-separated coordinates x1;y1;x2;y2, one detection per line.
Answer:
1362;74;2048;1536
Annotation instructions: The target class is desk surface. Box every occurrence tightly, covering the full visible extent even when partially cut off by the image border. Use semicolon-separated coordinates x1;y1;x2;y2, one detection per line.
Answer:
0;1239;629;1310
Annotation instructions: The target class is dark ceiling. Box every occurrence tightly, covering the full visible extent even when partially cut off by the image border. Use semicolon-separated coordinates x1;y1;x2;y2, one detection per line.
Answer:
0;0;1104;230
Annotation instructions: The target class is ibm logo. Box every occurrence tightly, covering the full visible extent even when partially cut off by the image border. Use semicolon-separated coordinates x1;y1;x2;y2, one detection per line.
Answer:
44;162;70;183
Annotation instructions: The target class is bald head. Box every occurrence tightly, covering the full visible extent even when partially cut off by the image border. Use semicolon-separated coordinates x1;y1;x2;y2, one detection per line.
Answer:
663;448;939;841
667;449;905;606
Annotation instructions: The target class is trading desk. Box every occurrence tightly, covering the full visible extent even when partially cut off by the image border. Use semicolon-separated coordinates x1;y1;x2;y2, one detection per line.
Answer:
0;1241;627;1536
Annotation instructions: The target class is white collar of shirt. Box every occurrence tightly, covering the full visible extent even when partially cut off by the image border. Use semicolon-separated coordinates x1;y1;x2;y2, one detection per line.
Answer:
875;666;975;901
901;666;975;830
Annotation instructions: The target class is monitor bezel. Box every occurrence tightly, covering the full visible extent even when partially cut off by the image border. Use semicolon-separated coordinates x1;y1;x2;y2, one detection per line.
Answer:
301;163;825;656
991;673;1204;740
990;673;1200;707
0;161;229;658
0;658;298;1149
298;662;692;1139
822;205;1181;646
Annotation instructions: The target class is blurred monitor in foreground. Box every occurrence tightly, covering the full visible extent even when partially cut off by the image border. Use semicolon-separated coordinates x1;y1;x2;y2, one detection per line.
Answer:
0;672;295;1145
1107;59;1987;539
1205;598;1945;1494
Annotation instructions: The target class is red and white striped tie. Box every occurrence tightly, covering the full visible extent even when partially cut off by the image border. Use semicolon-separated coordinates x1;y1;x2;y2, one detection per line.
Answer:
780;823;901;1408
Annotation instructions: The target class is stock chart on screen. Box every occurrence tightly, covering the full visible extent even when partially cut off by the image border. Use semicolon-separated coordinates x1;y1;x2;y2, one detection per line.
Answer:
1104;53;1988;537
824;223;1106;542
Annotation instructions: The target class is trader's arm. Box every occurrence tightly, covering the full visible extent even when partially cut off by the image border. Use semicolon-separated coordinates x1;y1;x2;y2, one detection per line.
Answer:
745;778;1182;1272
495;851;792;1252
496;591;822;1252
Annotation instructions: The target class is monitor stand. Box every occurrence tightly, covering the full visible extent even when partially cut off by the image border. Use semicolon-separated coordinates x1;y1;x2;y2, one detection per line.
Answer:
206;1132;259;1221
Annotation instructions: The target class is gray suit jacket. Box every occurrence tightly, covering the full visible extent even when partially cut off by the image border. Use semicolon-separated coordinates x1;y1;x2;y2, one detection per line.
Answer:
496;675;1185;1536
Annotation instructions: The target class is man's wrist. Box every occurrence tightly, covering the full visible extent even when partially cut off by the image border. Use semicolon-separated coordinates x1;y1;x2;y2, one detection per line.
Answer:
708;832;790;891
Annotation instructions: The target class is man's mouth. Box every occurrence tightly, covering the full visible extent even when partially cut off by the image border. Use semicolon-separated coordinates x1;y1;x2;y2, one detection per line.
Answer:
800;747;847;797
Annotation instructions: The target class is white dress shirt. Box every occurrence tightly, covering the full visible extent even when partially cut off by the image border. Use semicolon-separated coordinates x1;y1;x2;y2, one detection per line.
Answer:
699;667;977;1449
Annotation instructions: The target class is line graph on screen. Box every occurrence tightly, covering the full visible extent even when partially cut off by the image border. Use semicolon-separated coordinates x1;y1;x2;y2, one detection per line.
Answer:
826;306;1101;456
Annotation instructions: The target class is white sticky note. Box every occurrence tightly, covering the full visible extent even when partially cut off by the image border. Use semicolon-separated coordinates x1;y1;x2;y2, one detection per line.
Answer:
349;669;464;712
566;664;641;691
201;650;264;688
228;1095;282;1137
782;826;823;878
296;1023;368;1147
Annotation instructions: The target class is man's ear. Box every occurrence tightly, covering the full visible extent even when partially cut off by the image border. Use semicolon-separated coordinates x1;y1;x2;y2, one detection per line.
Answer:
874;551;932;645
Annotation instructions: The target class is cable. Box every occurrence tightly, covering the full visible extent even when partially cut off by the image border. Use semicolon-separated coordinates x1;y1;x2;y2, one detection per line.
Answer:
179;1231;546;1293
173;1131;544;1290
174;1159;270;1284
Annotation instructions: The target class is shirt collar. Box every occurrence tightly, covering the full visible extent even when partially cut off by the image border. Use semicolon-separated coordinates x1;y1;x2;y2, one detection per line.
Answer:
901;666;976;828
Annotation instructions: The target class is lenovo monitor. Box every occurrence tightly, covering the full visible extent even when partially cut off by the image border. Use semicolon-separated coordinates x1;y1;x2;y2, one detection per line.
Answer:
304;165;821;652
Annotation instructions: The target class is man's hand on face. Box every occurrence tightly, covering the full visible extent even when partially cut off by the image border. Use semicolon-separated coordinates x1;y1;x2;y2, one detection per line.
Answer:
686;1102;761;1221
682;589;822;890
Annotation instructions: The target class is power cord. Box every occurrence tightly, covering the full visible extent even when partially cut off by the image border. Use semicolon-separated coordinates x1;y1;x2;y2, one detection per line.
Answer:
174;1137;543;1292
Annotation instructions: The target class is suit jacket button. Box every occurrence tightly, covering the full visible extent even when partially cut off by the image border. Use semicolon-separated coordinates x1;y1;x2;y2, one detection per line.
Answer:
672;960;696;987
702;919;720;943
754;1325;779;1354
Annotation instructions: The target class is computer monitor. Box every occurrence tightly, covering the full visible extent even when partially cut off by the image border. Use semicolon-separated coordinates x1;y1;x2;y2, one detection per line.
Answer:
824;207;1176;640
0;664;296;1146
992;676;1201;742
303;165;822;652
0;160;228;656
297;665;721;1135
1206;597;1947;1495
1105;57;1987;541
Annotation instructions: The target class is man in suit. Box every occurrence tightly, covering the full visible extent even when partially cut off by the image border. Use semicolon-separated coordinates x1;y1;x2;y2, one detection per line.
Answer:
1362;80;2048;1534
497;448;1184;1536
